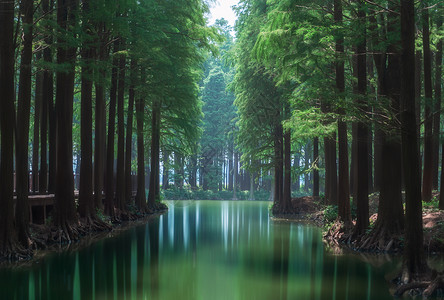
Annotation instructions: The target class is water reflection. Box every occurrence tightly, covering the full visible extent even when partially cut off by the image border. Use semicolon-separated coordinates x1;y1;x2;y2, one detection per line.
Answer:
0;201;397;299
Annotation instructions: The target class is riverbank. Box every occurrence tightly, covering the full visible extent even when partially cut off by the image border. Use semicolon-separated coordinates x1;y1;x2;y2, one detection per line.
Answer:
0;205;168;268
271;194;444;298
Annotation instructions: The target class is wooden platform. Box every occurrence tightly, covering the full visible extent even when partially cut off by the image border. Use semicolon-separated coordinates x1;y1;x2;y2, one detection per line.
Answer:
22;191;137;224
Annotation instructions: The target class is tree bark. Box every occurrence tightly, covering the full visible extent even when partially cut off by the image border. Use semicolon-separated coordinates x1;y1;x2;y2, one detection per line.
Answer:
40;0;53;194
433;15;442;192
148;99;161;208
104;42;119;216
335;0;349;222
354;0;369;235
115;48;126;211
15;0;34;247
400;0;426;276
313;137;320;197
0;0;19;254
32;57;42;193
135;71;146;210
125;59;136;205
93;22;107;211
78;0;94;219
422;3;433;202
162;150;169;189
54;0;78;229
282;127;291;210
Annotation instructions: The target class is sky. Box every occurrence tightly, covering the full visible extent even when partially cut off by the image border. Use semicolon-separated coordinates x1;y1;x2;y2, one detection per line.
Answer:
207;0;239;27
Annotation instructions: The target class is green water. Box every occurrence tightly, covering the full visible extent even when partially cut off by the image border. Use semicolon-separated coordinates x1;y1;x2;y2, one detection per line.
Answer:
0;200;397;299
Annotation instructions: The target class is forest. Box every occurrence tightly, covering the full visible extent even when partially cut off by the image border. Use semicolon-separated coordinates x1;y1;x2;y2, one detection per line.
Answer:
0;0;443;298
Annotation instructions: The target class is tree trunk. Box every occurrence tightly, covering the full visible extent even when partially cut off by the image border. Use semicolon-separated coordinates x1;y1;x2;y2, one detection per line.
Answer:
400;0;426;276
162;150;169;189
233;151;238;200
433;16;442;192
78;0;94;219
148;99;161;208
334;0;349;222
436;16;444;209
125;59;136;205
93;22;107;211
54;0;78;230
115;49;126;211
282;128;291;210
104;42;119;216
313;137;320;197
354;0;369;235
32;56;42;193
40;0;53;194
135;70;146;210
274;123;283;206
422;3;433;202
371;7;404;237
0;0;19;254
16;0;34;247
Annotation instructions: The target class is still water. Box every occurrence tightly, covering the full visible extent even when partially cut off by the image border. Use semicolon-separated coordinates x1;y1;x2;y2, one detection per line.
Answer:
0;200;397;300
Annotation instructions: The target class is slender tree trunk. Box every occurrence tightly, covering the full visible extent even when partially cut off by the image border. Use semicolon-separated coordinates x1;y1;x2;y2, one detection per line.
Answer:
78;0;94;219
0;0;19;254
125;59;136;205
354;0;369;235
233;151;238;200
15;0;34;247
40;0;53;194
436;16;444;209
32;58;42;193
54;0;78;230
313;137;320;197
115;49;126;211
274;122;283;206
282;127;291;210
400;0;426;276
422;3;433;202
93;22;107;211
104;42;119;216
135;70;146;210
148;99;161;208
162;150;169;189
415;51;422;177
335;0;349;222
433;16;442;192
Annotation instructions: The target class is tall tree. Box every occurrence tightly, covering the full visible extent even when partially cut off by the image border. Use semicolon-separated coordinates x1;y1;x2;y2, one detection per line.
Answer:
104;42;119;216
40;0;54;194
54;0;79;238
0;0;20;256
354;0;369;235
421;1;433;202
400;0;426;278
335;0;350;222
15;0;34;247
78;0;95;220
115;42;127;212
124;59;136;205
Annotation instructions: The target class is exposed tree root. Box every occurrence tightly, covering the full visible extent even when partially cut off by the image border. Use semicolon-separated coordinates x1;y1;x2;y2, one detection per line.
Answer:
0;242;32;262
147;201;168;213
394;273;444;298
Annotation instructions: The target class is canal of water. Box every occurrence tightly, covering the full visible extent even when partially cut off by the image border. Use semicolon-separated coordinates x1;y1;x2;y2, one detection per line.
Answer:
0;200;399;299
